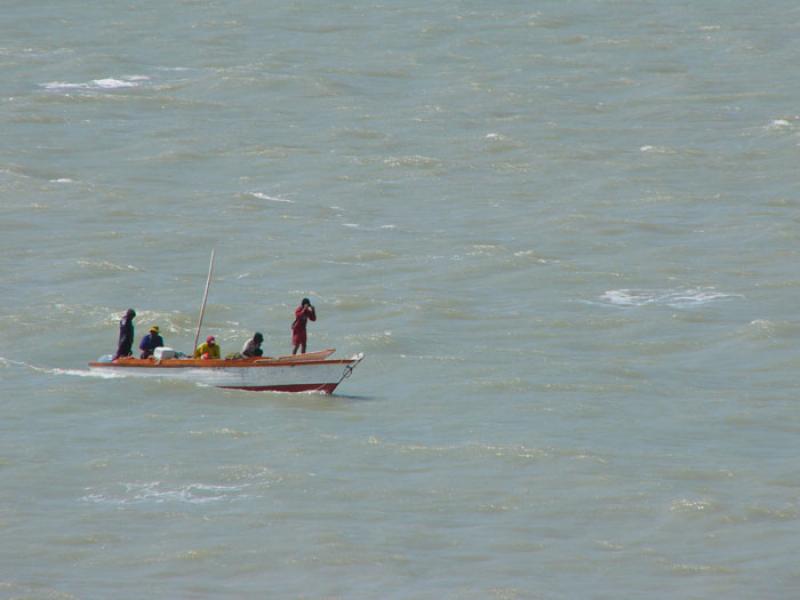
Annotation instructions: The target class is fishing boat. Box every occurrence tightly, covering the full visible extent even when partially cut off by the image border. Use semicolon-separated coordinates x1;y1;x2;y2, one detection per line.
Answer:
91;250;365;394
88;349;365;394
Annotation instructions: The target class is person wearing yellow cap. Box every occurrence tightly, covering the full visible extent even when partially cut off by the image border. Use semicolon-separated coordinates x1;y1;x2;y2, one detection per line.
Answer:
139;325;165;359
194;335;220;360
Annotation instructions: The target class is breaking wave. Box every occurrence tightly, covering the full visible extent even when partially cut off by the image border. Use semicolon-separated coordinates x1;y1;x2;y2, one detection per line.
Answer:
40;76;149;91
246;192;294;203
81;481;249;505
599;288;741;308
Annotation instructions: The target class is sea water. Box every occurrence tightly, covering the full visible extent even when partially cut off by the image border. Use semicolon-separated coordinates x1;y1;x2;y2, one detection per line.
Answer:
1;1;799;598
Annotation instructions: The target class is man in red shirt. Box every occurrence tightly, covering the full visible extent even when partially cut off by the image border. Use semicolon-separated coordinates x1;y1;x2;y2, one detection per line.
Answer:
291;298;316;355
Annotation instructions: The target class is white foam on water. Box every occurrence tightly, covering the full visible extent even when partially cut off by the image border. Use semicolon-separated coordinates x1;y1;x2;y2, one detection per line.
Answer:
639;145;676;154
383;155;440;168
41;75;149;91
513;249;553;263
46;367;125;379
34;362;126;380
340;223;398;233
77;259;141;272
399;353;465;362
0;356;125;379
41;81;88;90
599;288;741;308
247;192;294;203
0;356;22;368
669;498;718;514
749;319;774;329
766;119;793;131
93;78;137;89
81;481;249;506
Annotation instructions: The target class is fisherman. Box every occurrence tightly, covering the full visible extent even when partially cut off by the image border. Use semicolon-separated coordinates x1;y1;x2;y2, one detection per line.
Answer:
242;332;264;358
139;325;164;359
194;335;221;359
291;298;316;355
113;308;136;360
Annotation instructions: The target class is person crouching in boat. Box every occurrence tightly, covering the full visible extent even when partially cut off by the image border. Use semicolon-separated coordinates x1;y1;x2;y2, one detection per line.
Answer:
242;332;264;358
139;325;164;359
113;308;136;360
194;335;220;359
291;298;316;355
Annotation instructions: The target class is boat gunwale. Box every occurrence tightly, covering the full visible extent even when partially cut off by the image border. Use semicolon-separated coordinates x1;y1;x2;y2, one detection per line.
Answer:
88;357;358;369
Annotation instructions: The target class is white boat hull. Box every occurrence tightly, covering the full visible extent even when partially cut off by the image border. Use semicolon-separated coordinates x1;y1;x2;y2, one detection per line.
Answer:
88;352;364;394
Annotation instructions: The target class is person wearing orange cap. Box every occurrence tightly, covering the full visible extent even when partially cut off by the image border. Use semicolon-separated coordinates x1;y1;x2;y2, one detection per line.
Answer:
194;335;221;359
139;325;165;359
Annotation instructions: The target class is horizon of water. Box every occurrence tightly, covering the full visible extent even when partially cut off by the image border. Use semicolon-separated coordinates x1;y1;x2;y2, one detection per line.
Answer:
2;1;800;598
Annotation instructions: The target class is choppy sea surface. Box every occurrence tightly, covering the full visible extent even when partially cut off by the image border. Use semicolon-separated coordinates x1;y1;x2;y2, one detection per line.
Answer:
2;1;800;598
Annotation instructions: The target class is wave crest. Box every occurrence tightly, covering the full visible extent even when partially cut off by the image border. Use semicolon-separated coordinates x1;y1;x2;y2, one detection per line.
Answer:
599;288;741;308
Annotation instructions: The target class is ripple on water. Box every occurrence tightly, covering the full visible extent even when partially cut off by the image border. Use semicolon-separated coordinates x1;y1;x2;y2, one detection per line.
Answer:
662;468;735;482
667;562;738;576
669;497;721;516
744;505;800;522
76;259;141;274
382;155;442;169
367;437;608;465
0;582;77;599
342;330;395;349
217;464;282;484
188;427;253;439
739;319;800;340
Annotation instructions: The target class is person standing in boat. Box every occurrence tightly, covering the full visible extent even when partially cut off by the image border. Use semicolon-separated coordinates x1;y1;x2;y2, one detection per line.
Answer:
113;308;136;360
242;332;264;357
194;335;221;359
139;325;164;359
291;298;316;355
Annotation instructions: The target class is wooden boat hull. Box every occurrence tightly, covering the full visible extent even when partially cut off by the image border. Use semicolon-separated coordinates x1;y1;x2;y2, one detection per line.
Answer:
88;350;364;394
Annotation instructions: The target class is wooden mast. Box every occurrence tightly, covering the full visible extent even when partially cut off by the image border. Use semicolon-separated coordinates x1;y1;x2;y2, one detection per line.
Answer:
192;249;216;353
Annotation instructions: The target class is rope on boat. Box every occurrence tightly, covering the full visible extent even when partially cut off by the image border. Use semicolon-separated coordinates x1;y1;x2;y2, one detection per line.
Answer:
334;353;364;387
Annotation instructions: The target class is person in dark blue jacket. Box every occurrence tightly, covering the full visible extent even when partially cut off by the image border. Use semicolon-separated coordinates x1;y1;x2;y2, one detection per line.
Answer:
139;325;165;359
113;308;136;360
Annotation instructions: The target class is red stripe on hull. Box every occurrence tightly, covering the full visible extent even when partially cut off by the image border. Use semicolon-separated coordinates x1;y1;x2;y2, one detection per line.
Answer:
219;383;339;394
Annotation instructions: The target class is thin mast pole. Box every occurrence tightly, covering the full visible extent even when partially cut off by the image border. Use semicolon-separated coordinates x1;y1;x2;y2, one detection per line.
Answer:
193;249;216;352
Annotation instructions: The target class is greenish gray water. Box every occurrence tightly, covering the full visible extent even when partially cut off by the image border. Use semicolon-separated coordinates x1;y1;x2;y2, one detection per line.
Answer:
2;1;799;598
